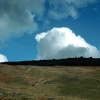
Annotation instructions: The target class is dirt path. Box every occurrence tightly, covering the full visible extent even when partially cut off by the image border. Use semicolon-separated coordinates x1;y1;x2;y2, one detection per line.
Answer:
15;67;33;86
27;66;35;72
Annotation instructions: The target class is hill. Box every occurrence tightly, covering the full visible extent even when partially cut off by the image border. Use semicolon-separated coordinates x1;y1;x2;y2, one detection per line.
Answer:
2;57;100;66
0;64;100;100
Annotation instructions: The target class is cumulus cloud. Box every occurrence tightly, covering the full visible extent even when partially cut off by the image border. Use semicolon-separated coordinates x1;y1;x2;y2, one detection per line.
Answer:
47;0;97;20
0;54;8;62
35;27;100;59
0;0;45;43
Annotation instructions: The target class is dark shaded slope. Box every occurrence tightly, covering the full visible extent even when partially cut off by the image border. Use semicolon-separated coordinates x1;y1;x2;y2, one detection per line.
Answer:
2;57;100;66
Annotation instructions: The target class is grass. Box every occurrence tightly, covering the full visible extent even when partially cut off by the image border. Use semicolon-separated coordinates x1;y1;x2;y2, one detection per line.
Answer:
0;64;100;100
45;74;100;99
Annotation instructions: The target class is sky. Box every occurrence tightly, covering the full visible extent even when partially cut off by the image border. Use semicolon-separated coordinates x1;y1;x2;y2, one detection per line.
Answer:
0;0;100;62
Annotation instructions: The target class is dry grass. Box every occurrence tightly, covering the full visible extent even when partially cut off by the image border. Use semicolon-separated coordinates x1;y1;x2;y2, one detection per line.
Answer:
0;64;100;100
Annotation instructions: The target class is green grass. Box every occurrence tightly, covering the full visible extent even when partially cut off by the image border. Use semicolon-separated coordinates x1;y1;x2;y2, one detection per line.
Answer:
0;65;100;100
45;74;100;100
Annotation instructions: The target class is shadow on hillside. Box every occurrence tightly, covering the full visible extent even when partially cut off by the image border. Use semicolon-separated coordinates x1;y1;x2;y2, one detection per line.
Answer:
2;57;100;66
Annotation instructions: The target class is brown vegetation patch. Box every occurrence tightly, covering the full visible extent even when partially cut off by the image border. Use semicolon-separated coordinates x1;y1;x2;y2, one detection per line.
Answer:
0;73;13;84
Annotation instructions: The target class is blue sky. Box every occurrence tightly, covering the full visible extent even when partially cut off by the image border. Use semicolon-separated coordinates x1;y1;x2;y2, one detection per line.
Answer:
0;0;100;62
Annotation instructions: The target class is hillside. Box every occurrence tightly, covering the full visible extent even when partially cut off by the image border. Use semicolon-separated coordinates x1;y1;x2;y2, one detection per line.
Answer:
3;57;100;66
0;64;100;100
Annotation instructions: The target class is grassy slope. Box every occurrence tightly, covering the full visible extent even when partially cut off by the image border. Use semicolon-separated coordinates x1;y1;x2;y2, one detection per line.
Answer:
0;64;100;100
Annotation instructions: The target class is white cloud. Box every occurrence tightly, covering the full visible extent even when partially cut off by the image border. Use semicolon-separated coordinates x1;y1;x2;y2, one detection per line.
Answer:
0;0;98;43
0;0;45;43
35;27;100;59
0;54;8;62
47;0;97;20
